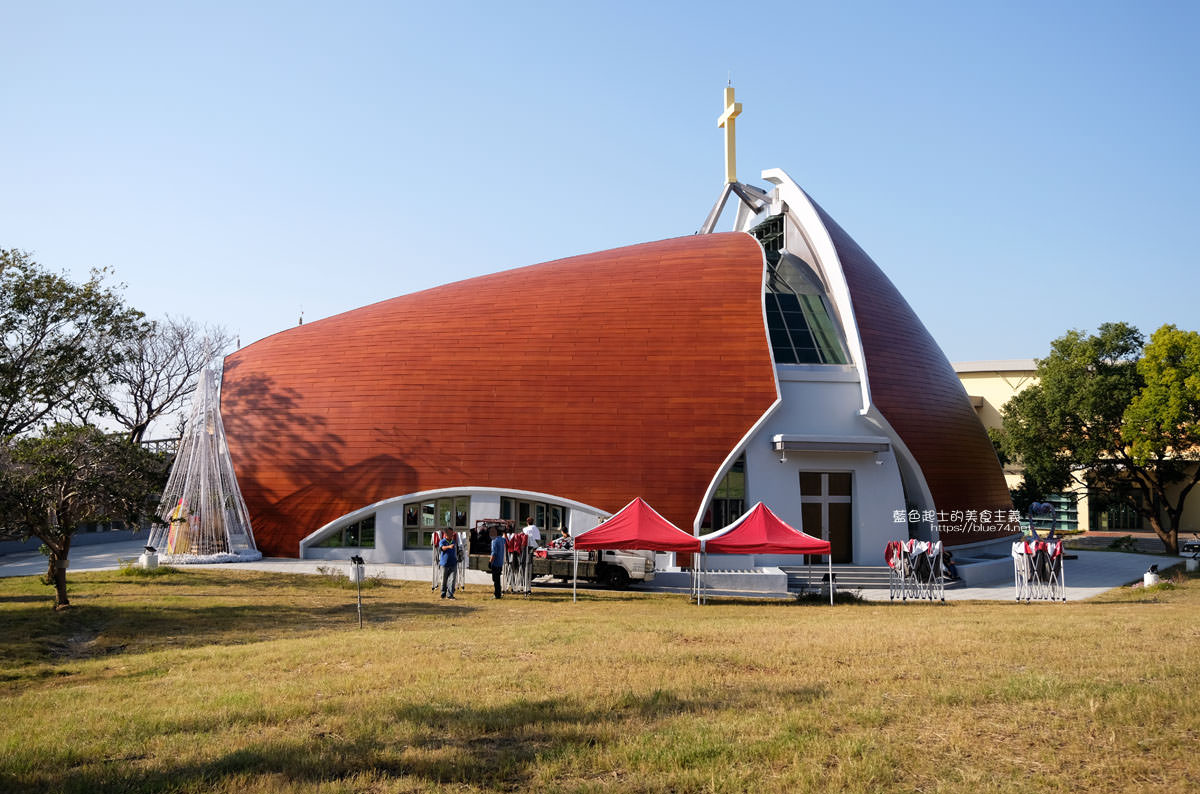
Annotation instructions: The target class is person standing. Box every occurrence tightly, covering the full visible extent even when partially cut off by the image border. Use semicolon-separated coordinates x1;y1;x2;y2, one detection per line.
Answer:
431;529;445;592
523;516;542;550
439;530;459;599
489;526;505;599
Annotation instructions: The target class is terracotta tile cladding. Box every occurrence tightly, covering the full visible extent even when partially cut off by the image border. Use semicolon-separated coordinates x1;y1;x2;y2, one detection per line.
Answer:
811;201;1014;545
220;233;778;557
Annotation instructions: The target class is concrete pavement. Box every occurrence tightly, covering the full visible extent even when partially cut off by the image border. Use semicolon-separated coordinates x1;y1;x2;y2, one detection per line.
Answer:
854;548;1163;602
0;539;1174;601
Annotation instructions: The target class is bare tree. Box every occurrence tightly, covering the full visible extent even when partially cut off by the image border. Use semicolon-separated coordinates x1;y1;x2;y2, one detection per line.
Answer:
105;316;235;443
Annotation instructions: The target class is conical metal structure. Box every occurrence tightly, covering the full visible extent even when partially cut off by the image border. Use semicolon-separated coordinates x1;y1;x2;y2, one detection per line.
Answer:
152;367;259;561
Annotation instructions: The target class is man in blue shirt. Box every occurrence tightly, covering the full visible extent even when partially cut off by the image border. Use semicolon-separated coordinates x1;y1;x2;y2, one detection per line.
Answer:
439;531;459;599
489;526;505;599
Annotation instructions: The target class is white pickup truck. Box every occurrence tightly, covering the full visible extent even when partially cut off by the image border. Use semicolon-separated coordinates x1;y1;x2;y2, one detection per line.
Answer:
465;519;655;588
532;547;655;587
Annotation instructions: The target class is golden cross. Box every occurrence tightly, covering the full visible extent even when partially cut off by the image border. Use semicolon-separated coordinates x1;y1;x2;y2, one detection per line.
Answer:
717;85;742;184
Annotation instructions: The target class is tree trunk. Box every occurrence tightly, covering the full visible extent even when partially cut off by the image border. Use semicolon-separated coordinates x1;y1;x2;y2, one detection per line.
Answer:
1161;518;1179;556
1145;512;1178;556
52;560;70;609
129;421;149;445
46;536;72;609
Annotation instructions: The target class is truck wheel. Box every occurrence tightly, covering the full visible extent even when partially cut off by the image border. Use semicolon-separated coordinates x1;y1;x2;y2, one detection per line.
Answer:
606;567;630;588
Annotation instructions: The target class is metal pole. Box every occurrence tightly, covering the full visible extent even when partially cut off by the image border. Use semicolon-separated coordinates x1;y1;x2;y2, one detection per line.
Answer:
350;555;365;628
693;559;699;604
828;555;833;606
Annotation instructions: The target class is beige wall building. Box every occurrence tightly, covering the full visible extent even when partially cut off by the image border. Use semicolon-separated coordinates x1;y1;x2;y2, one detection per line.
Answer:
954;360;1200;539
954;360;1037;491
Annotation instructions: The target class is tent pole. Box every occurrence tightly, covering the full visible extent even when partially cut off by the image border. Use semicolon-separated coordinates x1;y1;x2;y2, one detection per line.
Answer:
828;554;833;606
572;548;578;603
691;555;697;604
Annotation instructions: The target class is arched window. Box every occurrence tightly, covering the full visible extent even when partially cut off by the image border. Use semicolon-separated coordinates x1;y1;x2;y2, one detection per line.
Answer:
752;215;848;365
316;514;376;548
701;455;746;531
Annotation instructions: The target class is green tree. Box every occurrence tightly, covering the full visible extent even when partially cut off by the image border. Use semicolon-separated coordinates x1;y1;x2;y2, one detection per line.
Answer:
0;249;147;438
0;424;165;608
1121;325;1200;549
999;322;1199;554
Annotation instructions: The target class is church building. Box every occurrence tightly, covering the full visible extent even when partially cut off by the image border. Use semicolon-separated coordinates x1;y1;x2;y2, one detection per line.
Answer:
220;88;1016;568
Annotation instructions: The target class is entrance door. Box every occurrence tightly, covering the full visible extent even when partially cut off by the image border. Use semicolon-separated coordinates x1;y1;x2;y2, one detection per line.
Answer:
799;472;854;564
802;502;823;565
828;502;853;564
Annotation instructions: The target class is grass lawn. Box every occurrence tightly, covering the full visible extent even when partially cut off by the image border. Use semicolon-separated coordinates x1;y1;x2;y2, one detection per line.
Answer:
1;566;1197;793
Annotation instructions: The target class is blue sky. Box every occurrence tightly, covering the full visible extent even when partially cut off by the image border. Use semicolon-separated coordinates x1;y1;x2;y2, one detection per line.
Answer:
2;1;1196;362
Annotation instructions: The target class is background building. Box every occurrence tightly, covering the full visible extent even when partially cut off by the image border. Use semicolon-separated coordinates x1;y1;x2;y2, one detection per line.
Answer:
955;360;1200;537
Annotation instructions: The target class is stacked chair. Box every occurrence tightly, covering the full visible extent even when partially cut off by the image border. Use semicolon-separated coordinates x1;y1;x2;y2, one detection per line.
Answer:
885;539;946;603
1012;539;1066;602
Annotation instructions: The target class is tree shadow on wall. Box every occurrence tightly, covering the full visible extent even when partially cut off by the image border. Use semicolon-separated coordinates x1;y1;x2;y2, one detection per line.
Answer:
367;423;473;482
219;361;416;550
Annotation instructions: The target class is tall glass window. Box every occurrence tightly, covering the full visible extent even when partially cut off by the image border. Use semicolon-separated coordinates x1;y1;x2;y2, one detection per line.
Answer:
701;455;747;531
752;215;849;365
1089;489;1142;531
1025;492;1079;533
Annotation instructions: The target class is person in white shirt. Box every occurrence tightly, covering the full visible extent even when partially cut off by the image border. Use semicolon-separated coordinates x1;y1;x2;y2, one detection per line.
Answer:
523;517;542;549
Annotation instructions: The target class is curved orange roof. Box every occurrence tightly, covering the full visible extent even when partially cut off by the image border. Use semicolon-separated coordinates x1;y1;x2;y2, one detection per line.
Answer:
221;233;778;557
814;202;1015;544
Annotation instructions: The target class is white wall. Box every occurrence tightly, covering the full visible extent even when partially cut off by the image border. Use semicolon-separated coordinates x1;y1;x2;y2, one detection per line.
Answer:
299;487;609;565
727;367;907;566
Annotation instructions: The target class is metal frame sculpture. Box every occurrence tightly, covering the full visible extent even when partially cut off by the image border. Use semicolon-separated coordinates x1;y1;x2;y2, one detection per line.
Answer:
149;367;260;562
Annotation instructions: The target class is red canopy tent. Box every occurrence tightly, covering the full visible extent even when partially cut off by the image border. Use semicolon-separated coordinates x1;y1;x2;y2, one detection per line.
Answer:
697;502;833;604
572;497;700;601
575;497;701;552
701;502;829;554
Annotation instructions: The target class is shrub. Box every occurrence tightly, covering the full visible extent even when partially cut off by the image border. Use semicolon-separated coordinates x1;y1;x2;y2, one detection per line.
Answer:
1108;535;1137;551
313;565;385;589
117;559;182;577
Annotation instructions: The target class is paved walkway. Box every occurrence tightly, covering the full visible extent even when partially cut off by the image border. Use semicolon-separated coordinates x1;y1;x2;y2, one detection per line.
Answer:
0;540;1175;601
0;539;155;579
856;548;1163;602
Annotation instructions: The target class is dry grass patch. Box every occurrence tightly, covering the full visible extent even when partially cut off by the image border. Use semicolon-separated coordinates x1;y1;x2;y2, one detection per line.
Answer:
1;568;1197;793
